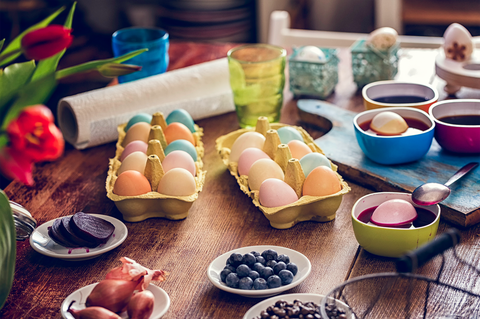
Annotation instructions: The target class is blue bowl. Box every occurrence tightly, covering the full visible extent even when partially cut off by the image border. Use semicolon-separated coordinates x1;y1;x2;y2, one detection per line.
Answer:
353;107;435;165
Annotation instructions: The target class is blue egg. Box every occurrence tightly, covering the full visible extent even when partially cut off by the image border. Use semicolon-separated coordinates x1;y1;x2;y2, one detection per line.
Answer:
165;140;197;161
166;109;195;133
125;113;152;132
299;152;331;177
277;127;304;144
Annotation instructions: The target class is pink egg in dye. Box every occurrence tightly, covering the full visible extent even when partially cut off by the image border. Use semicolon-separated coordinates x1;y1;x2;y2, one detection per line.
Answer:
287;140;312;159
259;178;298;208
120;140;148;161
162;150;196;176
370;199;418;227
237;148;271;176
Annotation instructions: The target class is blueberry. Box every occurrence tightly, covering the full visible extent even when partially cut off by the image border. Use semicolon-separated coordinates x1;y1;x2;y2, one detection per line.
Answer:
253;278;268;290
253;262;265;273
255;256;266;265
225;272;239;288
267;275;282;288
224;264;236;272
228;253;243;267
286;263;298;276
273;261;287;275
220;268;232;283
276;254;290;264
278;269;294;285
238;276;254;290
242;253;256;268
262;249;278;261
266;260;277;268
248;270;260;280
259;266;274;279
250;251;261;257
236;264;251;278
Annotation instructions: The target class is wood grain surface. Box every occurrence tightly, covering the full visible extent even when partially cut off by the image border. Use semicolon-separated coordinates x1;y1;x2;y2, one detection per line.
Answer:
2;42;480;319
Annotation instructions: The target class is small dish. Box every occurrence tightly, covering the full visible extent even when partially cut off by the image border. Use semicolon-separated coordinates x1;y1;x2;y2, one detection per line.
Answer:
243;293;354;319
29;214;128;261
207;245;311;298
60;282;170;319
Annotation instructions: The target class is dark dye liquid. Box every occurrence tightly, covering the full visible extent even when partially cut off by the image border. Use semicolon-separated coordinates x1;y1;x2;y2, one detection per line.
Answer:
359;117;430;134
373;95;429;104
357;206;437;228
438;115;480;126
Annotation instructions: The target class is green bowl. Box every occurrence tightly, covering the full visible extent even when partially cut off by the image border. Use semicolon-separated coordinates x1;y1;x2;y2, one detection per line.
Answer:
351;192;440;258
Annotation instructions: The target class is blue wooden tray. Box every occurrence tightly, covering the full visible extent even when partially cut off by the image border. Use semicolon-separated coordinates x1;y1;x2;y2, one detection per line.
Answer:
297;99;480;228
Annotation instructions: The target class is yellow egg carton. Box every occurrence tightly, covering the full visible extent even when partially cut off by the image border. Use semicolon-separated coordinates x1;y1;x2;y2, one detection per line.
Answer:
106;112;206;222
215;117;350;229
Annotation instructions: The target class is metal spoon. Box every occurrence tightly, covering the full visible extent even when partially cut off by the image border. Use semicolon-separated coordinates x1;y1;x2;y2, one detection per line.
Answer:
412;162;479;206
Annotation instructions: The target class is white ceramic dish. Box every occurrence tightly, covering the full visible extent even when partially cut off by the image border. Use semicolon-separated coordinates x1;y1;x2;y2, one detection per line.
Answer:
60;282;170;319
243;293;353;319
207;245;311;298
29;214;128;261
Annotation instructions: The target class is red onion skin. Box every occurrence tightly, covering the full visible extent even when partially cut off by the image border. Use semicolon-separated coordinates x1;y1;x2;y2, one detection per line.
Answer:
86;279;138;313
127;290;155;319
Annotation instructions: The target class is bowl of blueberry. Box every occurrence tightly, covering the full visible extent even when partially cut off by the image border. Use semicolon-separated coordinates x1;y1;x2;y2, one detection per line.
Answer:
207;245;311;298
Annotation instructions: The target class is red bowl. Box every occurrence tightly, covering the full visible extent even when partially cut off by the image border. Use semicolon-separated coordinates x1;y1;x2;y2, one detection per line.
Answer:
429;99;480;154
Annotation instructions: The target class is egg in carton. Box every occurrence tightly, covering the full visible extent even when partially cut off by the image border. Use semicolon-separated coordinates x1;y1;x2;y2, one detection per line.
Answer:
106;111;206;222
216;117;350;229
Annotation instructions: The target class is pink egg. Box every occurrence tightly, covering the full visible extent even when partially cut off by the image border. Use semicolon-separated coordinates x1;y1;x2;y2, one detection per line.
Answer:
259;178;298;208
237;148;271;176
371;199;417;227
121;140;148;161
162;150;196;176
287;140;312;159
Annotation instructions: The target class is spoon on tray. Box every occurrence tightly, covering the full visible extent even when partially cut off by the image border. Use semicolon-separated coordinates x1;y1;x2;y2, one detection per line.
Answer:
412;162;479;206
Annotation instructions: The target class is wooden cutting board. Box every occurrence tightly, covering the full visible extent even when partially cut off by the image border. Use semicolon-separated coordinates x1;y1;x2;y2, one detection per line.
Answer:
297;99;480;228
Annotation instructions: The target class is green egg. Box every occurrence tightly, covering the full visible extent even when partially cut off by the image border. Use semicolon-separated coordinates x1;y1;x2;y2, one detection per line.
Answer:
165;140;197;161
125;113;152;132
166;109;195;133
277;126;304;144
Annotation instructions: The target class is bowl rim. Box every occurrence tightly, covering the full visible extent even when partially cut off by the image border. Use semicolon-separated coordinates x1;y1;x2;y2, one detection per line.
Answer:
351;192;441;231
362;80;439;108
429;99;480;128
353;106;435;138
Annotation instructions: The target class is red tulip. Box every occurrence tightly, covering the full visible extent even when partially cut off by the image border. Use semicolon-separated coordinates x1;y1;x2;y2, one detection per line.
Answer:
21;25;73;60
0;147;34;186
6;105;64;162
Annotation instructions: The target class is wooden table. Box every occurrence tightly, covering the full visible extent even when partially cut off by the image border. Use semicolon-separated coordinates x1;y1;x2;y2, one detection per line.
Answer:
2;42;480;319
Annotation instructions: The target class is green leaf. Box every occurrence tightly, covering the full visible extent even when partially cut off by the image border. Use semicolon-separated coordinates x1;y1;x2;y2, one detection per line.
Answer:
0;191;15;310
0;6;65;67
31;2;77;81
0;39;4;52
0;61;36;114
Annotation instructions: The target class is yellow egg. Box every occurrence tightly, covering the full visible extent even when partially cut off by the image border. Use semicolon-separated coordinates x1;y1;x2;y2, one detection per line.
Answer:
157;167;196;196
302;166;341;197
113;170;151;196
248;159;284;191
287;140;312;159
229;132;266;163
164;122;195;146
118;151;148;176
123;122;151;147
370;111;408;136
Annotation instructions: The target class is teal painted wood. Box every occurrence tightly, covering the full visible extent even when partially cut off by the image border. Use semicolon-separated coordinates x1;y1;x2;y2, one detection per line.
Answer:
297;99;480;226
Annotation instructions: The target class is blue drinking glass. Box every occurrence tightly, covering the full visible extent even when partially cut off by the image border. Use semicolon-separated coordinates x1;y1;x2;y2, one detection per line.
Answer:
112;27;169;83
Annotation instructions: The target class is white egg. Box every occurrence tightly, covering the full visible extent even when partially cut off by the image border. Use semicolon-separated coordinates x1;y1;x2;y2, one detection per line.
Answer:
367;27;398;50
295;46;326;62
229;132;266;163
370;111;408;136
443;23;473;62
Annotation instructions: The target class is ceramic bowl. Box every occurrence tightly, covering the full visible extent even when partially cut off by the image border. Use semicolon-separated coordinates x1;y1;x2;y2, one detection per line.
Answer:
362;80;439;113
351;192;440;258
353;107;435;165
429;99;480;154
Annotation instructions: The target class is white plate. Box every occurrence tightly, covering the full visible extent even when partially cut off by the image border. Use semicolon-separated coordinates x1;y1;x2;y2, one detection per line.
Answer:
207;245;311;298
60;282;170;319
243;293;354;319
29;214;128;261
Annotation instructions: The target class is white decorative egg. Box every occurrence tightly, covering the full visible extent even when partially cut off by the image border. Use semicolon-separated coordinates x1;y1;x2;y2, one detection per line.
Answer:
367;27;398;50
295;46;326;62
443;23;473;62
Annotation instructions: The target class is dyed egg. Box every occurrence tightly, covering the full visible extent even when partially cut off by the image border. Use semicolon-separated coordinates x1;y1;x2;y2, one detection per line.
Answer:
166;109;196;133
443;23;473;62
165;139;197;161
259;178;298;208
113;170;151;196
164;122;195;146
288;140;312;159
118;151;148;175
296;46;326;62
299;152;331;177
371;199;417;227
248;159;284;191
229;132;266;163
123;122;151;147
121;140;148;161
277;127;303;144
162;150;196;176
157;167;196;196
125;113;152;132
367;27;398;50
237;148;270;176
303;166;341;197
370;111;408;136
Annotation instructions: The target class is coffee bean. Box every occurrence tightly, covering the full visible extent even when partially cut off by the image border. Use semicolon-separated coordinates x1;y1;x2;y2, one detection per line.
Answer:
254;300;348;319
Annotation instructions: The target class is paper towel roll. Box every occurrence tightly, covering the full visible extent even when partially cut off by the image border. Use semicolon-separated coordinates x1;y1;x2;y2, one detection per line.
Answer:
58;58;235;149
